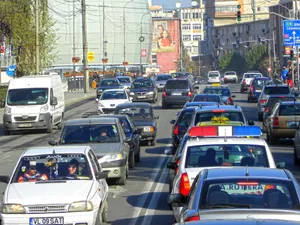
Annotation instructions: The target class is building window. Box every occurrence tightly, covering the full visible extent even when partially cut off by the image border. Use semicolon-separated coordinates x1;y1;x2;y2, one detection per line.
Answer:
192;13;199;19
182;24;191;30
151;54;157;64
185;46;192;53
215;5;236;13
193;35;201;41
183;35;191;41
193;24;202;30
183;13;191;19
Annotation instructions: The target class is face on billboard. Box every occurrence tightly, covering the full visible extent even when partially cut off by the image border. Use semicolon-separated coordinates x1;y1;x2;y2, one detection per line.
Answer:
152;21;177;53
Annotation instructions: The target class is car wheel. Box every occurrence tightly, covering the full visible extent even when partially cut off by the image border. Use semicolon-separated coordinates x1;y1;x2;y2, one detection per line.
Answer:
46;118;53;133
3;127;10;135
240;89;244;93
135;145;141;162
258;113;263;121
267;132;276;145
150;139;156;146
172;145;177;155
118;168;127;185
129;152;135;168
95;208;102;225
101;200;108;222
57;113;64;130
162;101;168;109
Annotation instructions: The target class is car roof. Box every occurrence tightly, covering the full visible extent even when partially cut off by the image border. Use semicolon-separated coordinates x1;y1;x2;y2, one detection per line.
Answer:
204;86;229;89
95;114;130;119
195;105;241;112
102;89;125;92
134;77;152;81
264;84;290;87
187;137;266;147
116;76;131;79
268;94;295;98
253;77;271;80
65;117;118;126
101;78;118;81
115;102;151;108
156;74;171;76
279;101;299;105
195;94;220;97
22;146;90;156
205;167;289;181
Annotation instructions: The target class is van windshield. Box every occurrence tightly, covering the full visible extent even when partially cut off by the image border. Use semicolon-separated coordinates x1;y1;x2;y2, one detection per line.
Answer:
7;88;48;105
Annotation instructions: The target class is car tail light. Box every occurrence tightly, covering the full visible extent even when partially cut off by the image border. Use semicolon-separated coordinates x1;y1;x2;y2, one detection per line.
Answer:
250;85;254;93
188;91;192;97
179;173;190;196
173;125;179;135
175;158;180;174
185;215;200;222
243;80;246;85
260;99;267;104
163;92;167;97
227;97;232;104
265;107;269;112
273;117;279;127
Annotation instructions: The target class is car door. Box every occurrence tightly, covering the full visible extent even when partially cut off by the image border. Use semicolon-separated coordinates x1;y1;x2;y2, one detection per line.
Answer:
267;103;280;133
127;117;140;153
118;121;130;159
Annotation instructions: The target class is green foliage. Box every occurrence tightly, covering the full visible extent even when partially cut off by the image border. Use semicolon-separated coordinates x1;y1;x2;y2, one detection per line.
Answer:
0;86;7;104
0;0;56;76
245;44;267;71
218;52;247;74
218;52;233;70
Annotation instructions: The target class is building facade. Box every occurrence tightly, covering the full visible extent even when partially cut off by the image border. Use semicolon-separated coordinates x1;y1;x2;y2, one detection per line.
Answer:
48;0;152;68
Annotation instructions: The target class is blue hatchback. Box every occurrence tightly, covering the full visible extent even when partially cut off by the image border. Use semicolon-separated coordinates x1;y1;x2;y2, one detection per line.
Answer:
247;77;271;102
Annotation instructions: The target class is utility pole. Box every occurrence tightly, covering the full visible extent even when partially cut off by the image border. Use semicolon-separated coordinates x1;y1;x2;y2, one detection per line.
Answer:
272;30;276;76
198;40;201;77
35;0;40;74
81;0;89;93
102;3;106;76
72;0;76;77
251;0;256;21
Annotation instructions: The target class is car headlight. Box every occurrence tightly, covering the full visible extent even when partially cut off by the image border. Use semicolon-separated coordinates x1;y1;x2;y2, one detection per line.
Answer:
40;105;49;112
2;204;25;214
4;107;11;114
148;91;154;95
98;102;104;107
144;126;155;132
106;153;123;162
130;92;135;96
69;201;93;212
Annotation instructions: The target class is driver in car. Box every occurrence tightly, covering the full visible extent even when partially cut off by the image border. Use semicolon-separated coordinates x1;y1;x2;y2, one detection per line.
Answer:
18;161;48;182
95;127;112;142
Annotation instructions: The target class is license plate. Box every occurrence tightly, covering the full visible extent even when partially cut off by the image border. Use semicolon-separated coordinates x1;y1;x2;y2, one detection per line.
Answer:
137;96;146;99
19;123;32;127
29;217;64;225
172;93;181;96
288;121;300;127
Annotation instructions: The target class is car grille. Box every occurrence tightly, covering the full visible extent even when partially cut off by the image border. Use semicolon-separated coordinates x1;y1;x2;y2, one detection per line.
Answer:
26;205;67;213
14;116;36;122
135;92;147;95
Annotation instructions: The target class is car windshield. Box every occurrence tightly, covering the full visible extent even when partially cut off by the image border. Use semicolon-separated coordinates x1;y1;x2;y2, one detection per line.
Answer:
101;91;127;100
60;124;120;143
264;87;290;95
203;88;230;96
176;134;189;156
117;107;152;119
208;73;219;78
186;144;268;168
200;179;297;209
245;74;262;78
12;153;92;183
193;95;221;103
7;88;48;106
177;110;194;127
279;104;300;116
166;80;188;89
253;79;270;90
267;97;296;113
132;80;153;88
156;75;172;81
194;111;244;125
100;80;119;86
117;77;130;83
171;73;186;78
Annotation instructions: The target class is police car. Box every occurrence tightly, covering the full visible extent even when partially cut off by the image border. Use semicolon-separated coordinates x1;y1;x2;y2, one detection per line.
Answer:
0;146;109;225
167;126;285;222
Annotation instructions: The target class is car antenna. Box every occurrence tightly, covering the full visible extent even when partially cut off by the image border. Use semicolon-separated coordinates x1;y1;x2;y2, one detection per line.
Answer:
245;165;249;176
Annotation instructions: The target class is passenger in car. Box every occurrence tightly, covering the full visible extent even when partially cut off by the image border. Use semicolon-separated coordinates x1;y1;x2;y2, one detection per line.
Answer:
18;161;48;182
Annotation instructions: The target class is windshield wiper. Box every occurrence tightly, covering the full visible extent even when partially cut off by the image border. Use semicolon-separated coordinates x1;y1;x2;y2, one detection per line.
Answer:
65;141;88;144
204;203;251;209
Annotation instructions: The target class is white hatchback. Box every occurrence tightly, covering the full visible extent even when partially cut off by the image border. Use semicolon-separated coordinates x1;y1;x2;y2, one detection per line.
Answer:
0;146;109;225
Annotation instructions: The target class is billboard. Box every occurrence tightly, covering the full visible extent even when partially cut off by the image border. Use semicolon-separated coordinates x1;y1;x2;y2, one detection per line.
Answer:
150;18;180;73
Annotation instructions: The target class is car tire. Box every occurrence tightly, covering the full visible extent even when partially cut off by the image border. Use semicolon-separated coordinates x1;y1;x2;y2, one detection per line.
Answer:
258;113;263;121
135;145;141;162
150;139;156;146
262;124;267;133
46;119;53;133
162;101;168;109
267;132;276;145
101;200;108;222
3;127;10;135
172;145;177;155
118;168;127;185
129;152;135;168
57;113;64;130
95;208;102;225
247;96;251;102
240;89;244;93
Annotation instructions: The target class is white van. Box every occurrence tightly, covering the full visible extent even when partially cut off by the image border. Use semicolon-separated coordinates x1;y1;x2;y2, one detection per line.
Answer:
3;75;65;135
207;71;221;84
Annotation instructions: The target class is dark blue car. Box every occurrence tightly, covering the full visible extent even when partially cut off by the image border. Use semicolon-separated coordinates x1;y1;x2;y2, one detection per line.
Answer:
247;77;271;102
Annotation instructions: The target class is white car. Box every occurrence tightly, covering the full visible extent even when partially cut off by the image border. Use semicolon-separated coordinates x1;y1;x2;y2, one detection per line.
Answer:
223;71;238;83
0;146;109;225
207;71;221;84
167;125;285;222
96;89;132;114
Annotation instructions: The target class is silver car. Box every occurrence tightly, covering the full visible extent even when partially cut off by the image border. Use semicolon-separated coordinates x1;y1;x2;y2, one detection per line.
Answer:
154;74;173;91
174;220;300;225
169;167;300;223
116;76;132;89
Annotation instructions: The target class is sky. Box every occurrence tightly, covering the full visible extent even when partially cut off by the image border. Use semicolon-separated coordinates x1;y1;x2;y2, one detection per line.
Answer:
151;0;191;10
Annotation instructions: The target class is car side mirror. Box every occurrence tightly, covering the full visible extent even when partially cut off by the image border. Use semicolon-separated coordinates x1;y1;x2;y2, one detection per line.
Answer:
232;95;236;98
248;120;255;125
134;129;141;134
95;171;108;180
194;86;200;89
170;120;176;124
125;137;132;143
0;98;5;108
48;139;58;146
0;175;9;184
130;97;133;101
167;162;178;170
167;194;187;206
276;161;286;169
95;98;99;102
50;97;58;106
154;115;159;119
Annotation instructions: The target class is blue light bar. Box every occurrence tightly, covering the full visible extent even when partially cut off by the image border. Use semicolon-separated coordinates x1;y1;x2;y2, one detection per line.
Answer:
233;126;261;137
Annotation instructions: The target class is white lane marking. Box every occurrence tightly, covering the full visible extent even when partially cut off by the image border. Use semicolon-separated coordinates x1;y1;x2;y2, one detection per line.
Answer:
129;143;171;225
1;153;11;160
140;168;168;225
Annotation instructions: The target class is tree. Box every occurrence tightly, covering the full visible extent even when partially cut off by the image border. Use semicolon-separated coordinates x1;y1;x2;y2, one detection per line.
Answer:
217;52;233;70
0;0;56;76
245;44;267;71
217;51;247;74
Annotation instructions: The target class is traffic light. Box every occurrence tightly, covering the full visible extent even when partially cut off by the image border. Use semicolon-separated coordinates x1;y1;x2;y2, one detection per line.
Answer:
290;50;294;60
237;5;241;21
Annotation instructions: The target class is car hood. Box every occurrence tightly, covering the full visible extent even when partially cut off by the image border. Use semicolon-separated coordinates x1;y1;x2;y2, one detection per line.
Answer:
221;96;229;102
132;119;154;127
130;88;154;92
60;143;121;156
155;80;167;85
98;86;122;90
120;83;131;87
99;99;131;108
6;181;93;205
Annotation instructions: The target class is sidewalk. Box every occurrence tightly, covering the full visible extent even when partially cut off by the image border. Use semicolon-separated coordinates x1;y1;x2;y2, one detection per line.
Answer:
64;89;95;106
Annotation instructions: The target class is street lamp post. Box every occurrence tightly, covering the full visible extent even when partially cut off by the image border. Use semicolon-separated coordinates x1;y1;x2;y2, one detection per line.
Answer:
176;2;182;71
267;0;293;18
140;12;150;75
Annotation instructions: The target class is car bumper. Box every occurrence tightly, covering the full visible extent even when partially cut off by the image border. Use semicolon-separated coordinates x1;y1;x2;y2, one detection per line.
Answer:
131;95;155;102
3;113;51;131
99;107;116;114
224;79;237;83
163;96;191;105
271;128;297;138
140;131;156;140
100;159;126;179
1;210;98;225
241;85;249;90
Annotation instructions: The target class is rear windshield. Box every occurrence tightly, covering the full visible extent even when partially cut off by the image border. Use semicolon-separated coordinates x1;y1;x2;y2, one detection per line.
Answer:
245;74;262;78
264;87;290;95
177;110;194;127
267;97;296;112
279;104;300;116
186;144;268;168
100;80;119;86
117;77;130;83
224;72;236;75
252;79;270;90
116;107;152;119
156;75;172;81
194;111;244;125
166;80;188;89
200;179;297;209
132;80;153;88
208;73;219;78
203;88;230;96
193;95;221;103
